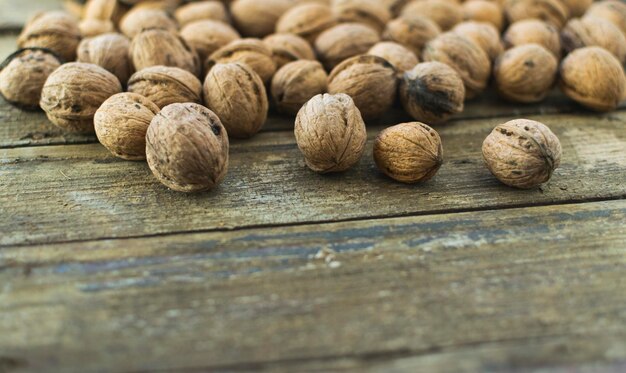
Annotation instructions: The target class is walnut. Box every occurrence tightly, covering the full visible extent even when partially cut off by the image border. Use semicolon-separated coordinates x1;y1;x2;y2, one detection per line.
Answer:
586;1;626;37
94;92;159;160
559;47;626;112
174;1;229;26
79;19;115;37
422;32;491;99
271;60;328;115
367;41;419;74
331;0;392;33
203;62;268;138
452;21;503;61
128;65;202;109
119;8;178;38
180;20;240;64
482;119;562;189
561;0;593;17
462;0;504;31
503;19;561;59
83;0;123;21
562;16;626;64
205;38;277;83
401;0;463;31
328;55;397;120
130;29;201;77
382;15;441;55
40;62;122;133
146;103;229;193
77;33;134;85
0;48;61;108
381;0;411;17
276;3;337;43
494;44;558;103
373;122;443;183
399;61;465;124
263;33;316;69
294;93;367;173
231;0;293;37
503;0;570;29
314;23;380;70
17;11;81;62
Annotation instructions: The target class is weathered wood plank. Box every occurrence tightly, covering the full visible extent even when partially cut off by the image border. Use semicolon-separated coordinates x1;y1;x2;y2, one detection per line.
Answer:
1;111;625;246
1;200;625;372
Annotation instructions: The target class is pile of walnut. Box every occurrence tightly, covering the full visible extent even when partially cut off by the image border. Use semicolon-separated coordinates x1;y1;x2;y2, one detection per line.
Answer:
1;0;625;192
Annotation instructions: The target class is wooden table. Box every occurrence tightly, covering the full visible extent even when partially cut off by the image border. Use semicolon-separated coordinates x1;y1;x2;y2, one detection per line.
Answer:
1;8;626;373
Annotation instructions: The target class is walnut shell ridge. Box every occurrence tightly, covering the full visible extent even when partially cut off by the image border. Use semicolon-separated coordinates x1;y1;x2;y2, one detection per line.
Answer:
128;65;203;109
77;33;134;86
368;41;419;74
130;29;201;77
206;38;277;83
271;60;328;115
17;11;81;62
263;33;316;69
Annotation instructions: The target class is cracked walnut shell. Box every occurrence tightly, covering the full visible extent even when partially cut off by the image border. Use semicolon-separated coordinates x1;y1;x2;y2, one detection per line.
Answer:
18;11;81;62
271;60;328;115
127;65;202;109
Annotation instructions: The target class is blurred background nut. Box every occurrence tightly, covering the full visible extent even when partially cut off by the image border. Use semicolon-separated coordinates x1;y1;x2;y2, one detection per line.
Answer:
328;55;397;120
462;0;504;31
482;119;562;189
559;47;626;112
503;19;561;59
40;62;122;133
130;29;201;77
263;33;316;69
94;92;160;160
180;20;241;65
561;0;592;17
494;44;558;103
18;11;81;62
399;62;465;124
294;93;367;173
174;0;229;26
271;60;328;115
367;41;419;75
401;0;463;31
146;103;229;193
314;23;380;70
79;19;115;37
374;122;443;184
585;0;626;37
203;62;268;138
77;33;134;86
561;17;626;64
276;3;337;43
119;8;178;38
452;21;503;61
83;0;123;22
128;66;202;109
503;0;570;29
382;15;441;55
381;0;411;17
331;0;392;33
231;0;293;38
206;38;277;83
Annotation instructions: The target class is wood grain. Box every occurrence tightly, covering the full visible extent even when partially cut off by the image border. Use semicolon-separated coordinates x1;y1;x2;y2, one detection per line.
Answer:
1;200;625;372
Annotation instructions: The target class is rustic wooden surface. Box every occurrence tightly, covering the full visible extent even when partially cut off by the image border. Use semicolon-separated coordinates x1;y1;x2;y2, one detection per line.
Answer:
1;15;626;373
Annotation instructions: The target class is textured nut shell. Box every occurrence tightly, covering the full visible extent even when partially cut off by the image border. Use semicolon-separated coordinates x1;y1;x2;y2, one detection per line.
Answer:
401;0;463;31
40;62;122;133
559;47;626;112
83;0;121;21
119;8;178;38
494;44;558;103
77;33;133;85
452;21;503;61
586;0;626;37
271;60;328;115
332;0;392;33
381;0;412;17
462;0;504;31
399;61;465;124
314;23;380;70
203;62;268;138
368;41;419;74
328;55;397;120
382;15;441;55
503;19;561;58
79;19;115;37
206;38;277;83
294;93;367;173
130;29;201;77
562;17;626;64
17;11;81;62
146;103;229;193
276;3;337;43
180;20;240;64
128;65;202;109
231;0;293;37
482;119;562;189
422;32;491;99
94;92;160;160
263;33;316;69
174;1;229;26
0;49;61;108
561;0;593;17
503;0;570;28
374;122;443;183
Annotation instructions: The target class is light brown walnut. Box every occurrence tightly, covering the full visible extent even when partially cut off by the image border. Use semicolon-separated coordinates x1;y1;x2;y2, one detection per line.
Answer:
585;0;626;37
382;15;441;55
271;60;328;115
174;1;229;26
79;19;115;37
119;8;178;38
276;3;337;43
263;33;316;69
462;0;504;31
180;20;241;65
129;29;201;77
231;0;293;37
314;23;380;70
368;41;419;74
331;0;392;33
401;0;463;31
128;65;202;109
562;16;626;64
561;0;593;17
17;11;81;62
452;21;503;61
205;38;277;83
503;19;561;59
77;33;133;85
503;0;570;29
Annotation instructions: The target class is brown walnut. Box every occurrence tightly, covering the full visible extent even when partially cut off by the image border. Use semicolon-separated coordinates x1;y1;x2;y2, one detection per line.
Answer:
146;103;229;193
119;8;178;38
77;33;134;85
482;119;562;189
276;3;337;43
562;16;626;64
130;29;201;77
381;0;412;17
128;65;202;109
294;93;367;173
367;41;419;74
332;0;392;33
83;0;123;21
263;33;316;69
314;23;380;70
79;19;115;37
382;15;441;55
174;1;229;26
180;20;241;65
561;0;593;17
206;38;277;83
401;0;463;31
231;0;293;37
503;0;570;29
17;11;81;62
585;1;626;37
462;0;504;31
452;21;503;61
373;122;443;183
503;19;561;59
271;60;328;115
94;92;160;160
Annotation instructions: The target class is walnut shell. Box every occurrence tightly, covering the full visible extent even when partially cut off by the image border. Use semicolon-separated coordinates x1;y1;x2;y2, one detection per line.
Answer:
585;1;626;37
503;19;561;59
381;0;412;17
314;23;380;70
562;16;626;64
119;8;178;38
77;33;134;85
263;33;316;69
276;3;337;43
146;103;229;193
128;65;202;109
294;93;367;173
561;0;593;17
494;44;558;103
374;122;443;183
271;60;328;115
130;29;201;77
94;92;160;160
205;38;277;83
559;47;626;112
452;21;503;61
83;0;122;21
399;61;465;124
17;11;81;62
482;119;562;189
203;62;268;138
462;0;505;31
401;0;463;31
40;62;123;133
503;0;570;29
367;41;419;74
332;0;392;33
180;20;241;64
231;0;293;37
328;55;397;120
382;15;441;55
174;1;229;26
0;49;62;108
422;32;491;99
79;19;115;37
